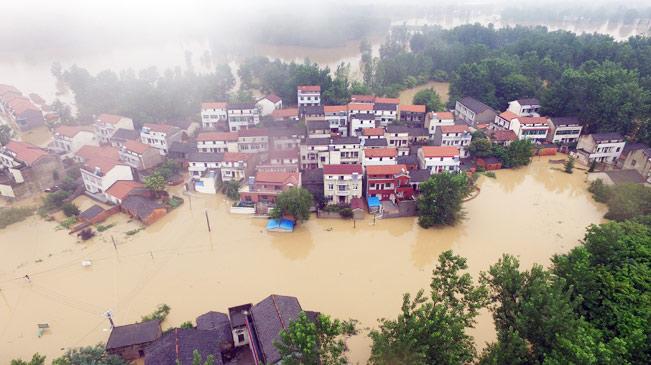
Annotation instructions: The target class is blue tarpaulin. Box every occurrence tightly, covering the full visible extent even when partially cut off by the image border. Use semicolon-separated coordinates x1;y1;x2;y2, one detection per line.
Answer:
367;196;381;208
266;219;295;232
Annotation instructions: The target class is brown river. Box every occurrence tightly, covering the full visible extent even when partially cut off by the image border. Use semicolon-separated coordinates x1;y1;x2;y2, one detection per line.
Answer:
0;156;606;363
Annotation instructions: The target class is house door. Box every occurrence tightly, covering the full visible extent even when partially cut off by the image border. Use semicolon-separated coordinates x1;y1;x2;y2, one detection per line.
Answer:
338;196;346;204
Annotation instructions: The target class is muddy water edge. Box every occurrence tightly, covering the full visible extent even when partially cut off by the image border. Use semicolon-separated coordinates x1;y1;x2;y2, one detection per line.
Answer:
0;156;606;363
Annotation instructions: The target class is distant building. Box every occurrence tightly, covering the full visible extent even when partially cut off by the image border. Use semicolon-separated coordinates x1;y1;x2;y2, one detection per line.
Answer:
76;146;135;199
349;114;376;137
237;128;269;153
489;129;517;147
52;125;97;156
622;146;651;183
300;138;330;169
196;132;239;153
576;133;626;165
399;104;427;124
239;171;301;204
140;123;182;155
347;102;374;118
301;168;324;201
106;320;162;361
0;140;63;199
322;164;363;204
492;111;519;130
200;102;228;129
227;103;260;132
271;107;300;123
324;105;348;136
306;120;331;139
425;111;454;136
95;114;135;144
118;140;164;170
433;124;472;158
548;117;583;144
418;146;461;173
454;97;496;126
268;127;305;151
385;126;413;156
364;147;398;166
109;128;141;148
297;85;321;108
374;103;398;127
256;95;283;116
509;116;550;142
507;98;541;117
366;164;414;201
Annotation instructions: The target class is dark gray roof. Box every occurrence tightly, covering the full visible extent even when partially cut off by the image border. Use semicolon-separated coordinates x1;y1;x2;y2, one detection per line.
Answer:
332;136;360;145
144;328;226;365
304;138;330;146
110;128;140;141
410;169;431;183
307;120;330;130
621;142;647;155
268;127;305;138
397;154;418;165
351;113;375;120
169;141;197;154
79;204;105;220
516;98;540;105
550;116;580;126
301;105;325;115
386;125;412;134
196;311;230;331
227;103;256;110
166;119;194;130
228;304;252;328
106;320;161;350
188;152;224;163
301;168;324;184
603;169;646;185
592;133;624;143
120;195;164;221
364;138;388;147
250;295;302;364
408;127;429;137
458;97;494;114
373;103;397;111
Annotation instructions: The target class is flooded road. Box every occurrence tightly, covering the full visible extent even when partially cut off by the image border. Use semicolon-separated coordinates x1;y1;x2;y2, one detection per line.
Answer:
0;156;606;363
398;81;450;105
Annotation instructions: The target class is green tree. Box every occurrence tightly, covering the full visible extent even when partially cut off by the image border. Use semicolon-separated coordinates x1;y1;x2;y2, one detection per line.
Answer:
144;173;166;196
417;173;470;228
563;156;575;173
222;180;241;201
552;221;651;364
369;251;488;365
603;184;651;221
0;124;14;146
412;88;443;112
507;139;533;168
10;354;46;365
141;304;171;323
270;187;313;223
52;345;127;365
468;138;493;158
191;349;215;365
62;202;80;217
275;312;358;365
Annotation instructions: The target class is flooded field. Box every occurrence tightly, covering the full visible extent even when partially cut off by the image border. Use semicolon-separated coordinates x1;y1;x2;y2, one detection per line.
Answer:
399;81;450;105
0;156;606;363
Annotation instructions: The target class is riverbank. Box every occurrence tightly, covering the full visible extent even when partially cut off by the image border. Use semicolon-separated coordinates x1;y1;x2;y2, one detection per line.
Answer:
398;81;450;104
0;157;606;363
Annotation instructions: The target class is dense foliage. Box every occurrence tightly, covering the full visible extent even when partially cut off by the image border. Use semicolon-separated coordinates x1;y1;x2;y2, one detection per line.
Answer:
417;172;470;228
141;303;171;323
369;251;488;365
275;311;358;365
412;88;443;112
269;187;313;223
588;180;651;221
0;206;35;229
51;345;128;365
10;354;45;365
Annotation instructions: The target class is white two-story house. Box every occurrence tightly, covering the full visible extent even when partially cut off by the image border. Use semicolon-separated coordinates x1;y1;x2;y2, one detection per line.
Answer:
363;147;398;167
53;125;97;156
509;117;550;142
227;103;260;132
297;85;321;108
576;133;626;165
140;123;182;155
200;102;228;129
548;117;583;144
433;125;472;158
196;132;239;153
324;105;349;136
425;112;455;137
349;114;376;137
507;98;541;117
322;164;363;204
418;146;461;174
95;114;134;144
118;140;164;171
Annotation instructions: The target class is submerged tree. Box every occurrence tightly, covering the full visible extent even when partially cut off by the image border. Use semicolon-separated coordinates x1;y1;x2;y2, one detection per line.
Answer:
563;156;575;173
52;345;127;365
11;354;46;365
369;251;488;365
417;173;470;228
144;173;166;197
270;187;313;223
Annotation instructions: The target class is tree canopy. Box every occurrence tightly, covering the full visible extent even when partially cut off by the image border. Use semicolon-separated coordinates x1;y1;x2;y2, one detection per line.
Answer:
417;172;471;228
270;187;313;223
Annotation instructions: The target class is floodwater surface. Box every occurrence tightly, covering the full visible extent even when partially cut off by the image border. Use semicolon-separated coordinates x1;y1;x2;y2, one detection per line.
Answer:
399;81;450;105
0;157;606;363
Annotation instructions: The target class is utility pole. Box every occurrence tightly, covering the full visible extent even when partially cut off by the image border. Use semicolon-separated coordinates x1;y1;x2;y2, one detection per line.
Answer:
204;209;211;232
111;236;117;251
104;310;115;329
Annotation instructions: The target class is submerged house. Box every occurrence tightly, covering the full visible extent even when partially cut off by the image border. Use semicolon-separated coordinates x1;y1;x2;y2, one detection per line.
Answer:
120;194;167;225
0;140;63;199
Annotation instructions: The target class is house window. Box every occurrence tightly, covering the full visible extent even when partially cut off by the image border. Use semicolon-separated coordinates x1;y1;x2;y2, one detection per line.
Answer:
238;333;245;343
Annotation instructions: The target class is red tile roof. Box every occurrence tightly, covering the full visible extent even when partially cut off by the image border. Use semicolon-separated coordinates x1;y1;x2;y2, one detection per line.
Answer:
420;146;460;158
201;102;227;109
106;180;144;201
351;95;375;103
323;164;363;175
0;84;20;96
363;127;385;137
143;123;177;134
10;99;39;114
324;105;347;113
519;117;549;126
490;129;517;142
366;164;408;176
76;145;119;162
123;140;151;155
196;132;238;142
400;104;426;113
4;140;48;165
263;94;282;103
223;152;252;162
268;148;299;160
375;97;400;105
431;111;454;120
255;171;300;185
82;155;122;174
440;125;470;134
364;147;398;158
348;102;373;111
97;114;126;125
55;125;92;138
297;85;321;92
271;108;299;119
498;111;519;122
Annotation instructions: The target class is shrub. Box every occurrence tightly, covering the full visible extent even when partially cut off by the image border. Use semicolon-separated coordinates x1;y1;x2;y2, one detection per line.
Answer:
96;224;115;232
62;202;80;217
141;304;171;323
588;179;612;203
339;207;354;219
180;321;193;329
126;228;143;236
59;216;77;229
484;171;496;178
42;190;70;211
0;207;35;229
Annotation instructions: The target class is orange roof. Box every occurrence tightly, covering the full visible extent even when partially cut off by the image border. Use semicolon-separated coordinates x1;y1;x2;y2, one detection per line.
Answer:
82;155;121;174
498;111;519;121
490;129;517;142
421;146;460;158
143;123;177;134
97;114;126;125
76;145;119;162
4;140;48;165
400;104;426;113
10;99;39;114
348;102;373;111
375;97;400;105
363;127;385;136
440;125;470;134
366;164;408;175
271;108;298;119
364;147;398;158
223;152;252;162
432;111;454;120
201;102;227;109
519;117;549;126
196;131;238;142
0;84;20;96
298;85;320;92
351;95;375;103
324;105;347;113
106;180;144;201
255;171;300;185
55;125;91;138
123;140;151;154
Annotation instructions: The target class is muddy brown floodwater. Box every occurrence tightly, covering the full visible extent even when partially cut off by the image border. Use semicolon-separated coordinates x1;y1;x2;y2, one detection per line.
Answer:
399;81;450;105
0;156;606;363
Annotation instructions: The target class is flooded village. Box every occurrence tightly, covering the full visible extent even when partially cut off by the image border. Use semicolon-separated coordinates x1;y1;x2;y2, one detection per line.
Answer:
1;2;651;365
